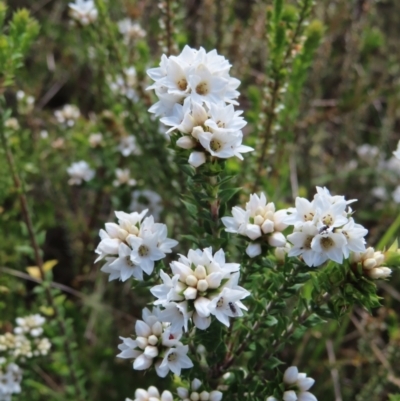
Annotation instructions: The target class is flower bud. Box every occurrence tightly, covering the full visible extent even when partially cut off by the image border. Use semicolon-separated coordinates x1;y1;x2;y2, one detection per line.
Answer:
144;345;159;358
197;279;209;292
254;215;264;226
184;287;198;300
283;366;298;385
367;267;392;280
152;322;163;336
191;392;200;401
246;243;262;258
148;335;158;346
195;265;207;279
186;274;198;287
177;135;196;149
188;151;206;168
136;336;148;350
261;219;274;234
268;232;286;247
191;126;204;139
363;258;377;270
200;391;210;400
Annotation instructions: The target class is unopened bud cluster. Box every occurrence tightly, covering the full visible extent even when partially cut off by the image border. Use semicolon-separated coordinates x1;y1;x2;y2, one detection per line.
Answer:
351;247;392;280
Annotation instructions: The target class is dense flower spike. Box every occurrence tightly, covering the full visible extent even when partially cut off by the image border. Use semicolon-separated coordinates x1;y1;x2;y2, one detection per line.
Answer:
267;366;318;401
68;0;98;25
151;247;249;330
67;161;95;185
147;46;253;166
117;308;193;377
222;193;288;257
97;210;178;281
284;187;368;267
177;378;223;401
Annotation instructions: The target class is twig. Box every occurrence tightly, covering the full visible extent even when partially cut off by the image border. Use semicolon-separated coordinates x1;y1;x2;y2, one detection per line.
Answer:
326;339;343;401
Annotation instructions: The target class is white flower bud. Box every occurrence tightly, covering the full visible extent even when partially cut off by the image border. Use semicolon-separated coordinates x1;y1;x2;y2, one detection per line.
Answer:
197;279;209;292
184;286;198;300
209;391;223;401
363;258;377;270
195;265;207;279
191;126;204;139
373;252;385;266
148;335;158;346
152;322;163;336
188;151;206;168
136;336;148;350
191;379;202;391
200;391;210;400
367;267;392;280
268;232;286;247
191;392;200;401
186;274;198;287
144;345;159;358
254;215;264;226
246;243;262;258
283;390;297;401
177;136;196;149
283;366;299;385
261;219;274;234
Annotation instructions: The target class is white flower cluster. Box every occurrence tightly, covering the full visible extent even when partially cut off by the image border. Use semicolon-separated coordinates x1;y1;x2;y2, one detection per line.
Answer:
68;0;98;25
351;247;392;280
54;104;80;127
151;247;249;330
267;366;317;401
285;187;368;267
67;161;95;185
97;209;178;281
147;46;253;167
89;132;103;147
117;135;141;157
117;308;193;377
118;19;146;44
16;90;35;114
126;386;172;401
177;378;222;401
109;67;138;101
0;315;51;360
0;363;22;401
222;193;288;258
113;168;137;187
130;190;163;222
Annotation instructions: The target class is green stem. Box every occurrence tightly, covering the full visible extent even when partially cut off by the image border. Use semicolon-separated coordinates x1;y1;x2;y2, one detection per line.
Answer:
377;211;400;250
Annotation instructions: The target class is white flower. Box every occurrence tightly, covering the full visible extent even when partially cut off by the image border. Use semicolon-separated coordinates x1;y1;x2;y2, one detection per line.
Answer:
130;190;163;221
118;19;146;43
96;210;178;280
109;68;138;100
246;243;262;258
68;0;98;25
153;248;247;330
310;230;347;265
158;344;193;376
113;168;137;187
129;386;173;401
118;135;140;157
281;366;318;401
89;133;103;147
54;104;80;126
0;363;22;398
394;140;400;160
177;379;223;401
339;218;368;258
67;161;95;185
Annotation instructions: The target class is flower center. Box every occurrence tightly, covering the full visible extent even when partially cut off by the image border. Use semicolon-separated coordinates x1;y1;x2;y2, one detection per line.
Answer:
210;139;222;152
303;212;314;221
217;297;224;308
303;235;313;250
320;236;334;250
138;245;149;257
125;256;135;267
167;352;177;362
322;214;334;225
177;78;188;91
196;82;209;95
